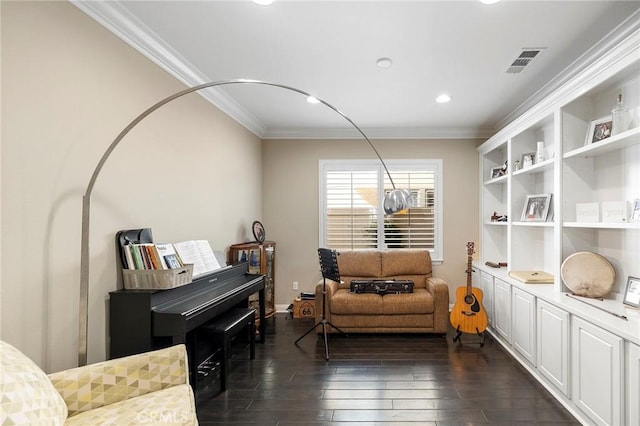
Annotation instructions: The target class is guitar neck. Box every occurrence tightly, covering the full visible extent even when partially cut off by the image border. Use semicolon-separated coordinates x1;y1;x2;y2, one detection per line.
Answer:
466;255;473;294
465;241;474;295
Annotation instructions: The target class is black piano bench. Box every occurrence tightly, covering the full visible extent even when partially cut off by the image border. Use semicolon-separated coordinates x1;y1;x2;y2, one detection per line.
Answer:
200;308;256;391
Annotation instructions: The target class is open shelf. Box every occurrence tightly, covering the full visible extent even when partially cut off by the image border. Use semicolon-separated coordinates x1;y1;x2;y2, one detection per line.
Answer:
513;158;555;176
563;127;640;159
563;221;640;229
484;174;508;185
512;221;555;227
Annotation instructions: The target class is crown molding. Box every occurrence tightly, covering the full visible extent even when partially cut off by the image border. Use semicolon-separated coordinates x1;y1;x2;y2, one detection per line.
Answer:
496;9;640;131
481;25;639;154
263;126;492;140
70;0;267;138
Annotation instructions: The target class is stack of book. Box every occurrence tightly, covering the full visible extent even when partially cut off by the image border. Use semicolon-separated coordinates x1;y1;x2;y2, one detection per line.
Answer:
122;240;221;278
299;291;315;300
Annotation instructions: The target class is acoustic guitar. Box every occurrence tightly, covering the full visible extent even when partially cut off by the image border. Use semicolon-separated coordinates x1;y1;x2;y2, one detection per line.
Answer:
450;242;488;343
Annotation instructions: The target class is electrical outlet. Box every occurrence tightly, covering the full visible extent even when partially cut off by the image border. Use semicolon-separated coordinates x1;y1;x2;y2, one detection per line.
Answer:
293;281;299;290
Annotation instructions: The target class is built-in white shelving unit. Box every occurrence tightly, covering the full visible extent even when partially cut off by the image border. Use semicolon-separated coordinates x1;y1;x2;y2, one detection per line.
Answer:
476;22;640;426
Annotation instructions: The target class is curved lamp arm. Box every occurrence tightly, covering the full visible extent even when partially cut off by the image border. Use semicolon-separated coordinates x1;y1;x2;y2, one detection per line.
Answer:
78;79;411;365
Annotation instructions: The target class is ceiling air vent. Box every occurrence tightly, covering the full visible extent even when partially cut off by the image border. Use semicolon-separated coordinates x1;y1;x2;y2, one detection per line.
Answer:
506;48;545;74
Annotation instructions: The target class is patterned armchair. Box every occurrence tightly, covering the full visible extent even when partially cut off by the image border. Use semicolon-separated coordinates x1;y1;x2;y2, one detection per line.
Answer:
1;341;198;425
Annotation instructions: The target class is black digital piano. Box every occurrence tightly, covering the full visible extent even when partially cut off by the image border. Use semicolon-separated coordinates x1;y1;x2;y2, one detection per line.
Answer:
109;262;265;387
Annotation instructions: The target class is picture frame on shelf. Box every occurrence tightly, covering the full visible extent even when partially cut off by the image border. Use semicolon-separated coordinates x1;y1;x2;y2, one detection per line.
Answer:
521;193;552;222
630;199;640;222
252;220;266;243
584;115;613;145
623;276;640;308
490;165;506;179
237;249;249;263
248;248;261;274
521;152;536;168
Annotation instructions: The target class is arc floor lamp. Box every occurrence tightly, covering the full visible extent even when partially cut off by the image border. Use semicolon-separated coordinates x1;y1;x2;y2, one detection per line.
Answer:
79;79;413;365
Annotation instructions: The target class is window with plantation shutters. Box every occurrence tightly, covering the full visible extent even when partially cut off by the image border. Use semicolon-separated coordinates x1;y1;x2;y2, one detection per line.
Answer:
319;160;443;262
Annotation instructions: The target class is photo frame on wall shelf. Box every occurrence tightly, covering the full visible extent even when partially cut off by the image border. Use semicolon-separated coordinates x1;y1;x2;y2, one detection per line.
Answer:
521;193;552;222
630;199;640;222
521;152;536;169
584;115;613;146
490;165;506;179
623;276;640;308
252;220;266;243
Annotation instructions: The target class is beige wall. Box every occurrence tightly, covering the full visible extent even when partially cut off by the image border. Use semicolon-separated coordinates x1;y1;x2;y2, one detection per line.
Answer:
1;2;262;371
263;138;481;307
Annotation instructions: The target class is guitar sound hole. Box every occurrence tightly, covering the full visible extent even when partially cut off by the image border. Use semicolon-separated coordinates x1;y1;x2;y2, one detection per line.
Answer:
464;295;475;305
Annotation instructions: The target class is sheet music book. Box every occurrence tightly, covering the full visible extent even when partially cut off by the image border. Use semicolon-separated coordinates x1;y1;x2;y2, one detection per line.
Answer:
174;240;221;277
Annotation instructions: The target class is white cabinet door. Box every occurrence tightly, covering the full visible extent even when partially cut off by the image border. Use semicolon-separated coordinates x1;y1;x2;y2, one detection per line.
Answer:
572;317;623;426
493;278;511;343
477;270;494;325
537;299;569;395
627;342;640;426
511;287;536;365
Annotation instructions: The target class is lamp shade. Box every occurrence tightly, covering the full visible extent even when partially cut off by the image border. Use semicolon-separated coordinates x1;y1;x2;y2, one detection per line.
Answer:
383;188;414;215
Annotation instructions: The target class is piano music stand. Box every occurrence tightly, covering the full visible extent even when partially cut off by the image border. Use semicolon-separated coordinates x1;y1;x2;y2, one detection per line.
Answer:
294;248;346;360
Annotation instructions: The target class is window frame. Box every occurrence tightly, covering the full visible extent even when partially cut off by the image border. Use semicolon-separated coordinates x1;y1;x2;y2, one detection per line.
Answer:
319;159;443;263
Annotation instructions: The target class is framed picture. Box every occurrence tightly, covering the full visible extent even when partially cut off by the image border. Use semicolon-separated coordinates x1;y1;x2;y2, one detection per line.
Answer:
248;248;261;274
631;199;640;222
490;165;506;179
237;249;249;263
521;152;536;168
252;220;265;243
584;115;613;145
623;276;640;308
521;193;552;222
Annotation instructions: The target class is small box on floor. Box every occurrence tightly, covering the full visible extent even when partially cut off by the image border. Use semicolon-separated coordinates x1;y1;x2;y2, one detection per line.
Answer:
292;298;315;318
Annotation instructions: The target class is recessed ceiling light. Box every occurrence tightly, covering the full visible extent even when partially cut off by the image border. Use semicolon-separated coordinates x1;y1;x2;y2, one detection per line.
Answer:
252;0;274;5
436;94;451;103
480;0;501;4
306;96;320;104
376;58;393;68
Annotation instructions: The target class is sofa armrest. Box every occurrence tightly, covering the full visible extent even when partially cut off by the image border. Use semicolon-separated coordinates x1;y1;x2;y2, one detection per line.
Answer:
426;277;450;333
48;344;190;417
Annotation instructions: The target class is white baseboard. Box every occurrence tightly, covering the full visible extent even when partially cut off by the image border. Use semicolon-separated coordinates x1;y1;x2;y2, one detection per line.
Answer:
275;303;291;313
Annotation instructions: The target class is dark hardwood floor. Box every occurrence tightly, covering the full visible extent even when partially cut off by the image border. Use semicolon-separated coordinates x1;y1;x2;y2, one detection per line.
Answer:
195;313;579;425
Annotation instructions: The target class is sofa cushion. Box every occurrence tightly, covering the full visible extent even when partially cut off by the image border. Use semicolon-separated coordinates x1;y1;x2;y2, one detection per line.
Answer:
331;289;433;315
0;340;68;425
382;289;434;314
381;249;432;277
331;290;384;315
330;314;434;330
336;250;381;277
64;384;197;426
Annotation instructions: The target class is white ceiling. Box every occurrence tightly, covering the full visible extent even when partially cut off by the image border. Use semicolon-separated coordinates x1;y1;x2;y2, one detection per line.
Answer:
73;0;640;140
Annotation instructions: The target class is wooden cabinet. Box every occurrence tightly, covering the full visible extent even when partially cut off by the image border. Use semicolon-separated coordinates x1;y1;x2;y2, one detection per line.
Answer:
571;317;623;426
229;241;276;318
511;287;536;366
537;299;569;396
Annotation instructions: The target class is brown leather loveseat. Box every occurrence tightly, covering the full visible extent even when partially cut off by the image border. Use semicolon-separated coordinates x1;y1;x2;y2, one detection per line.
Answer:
314;249;449;334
